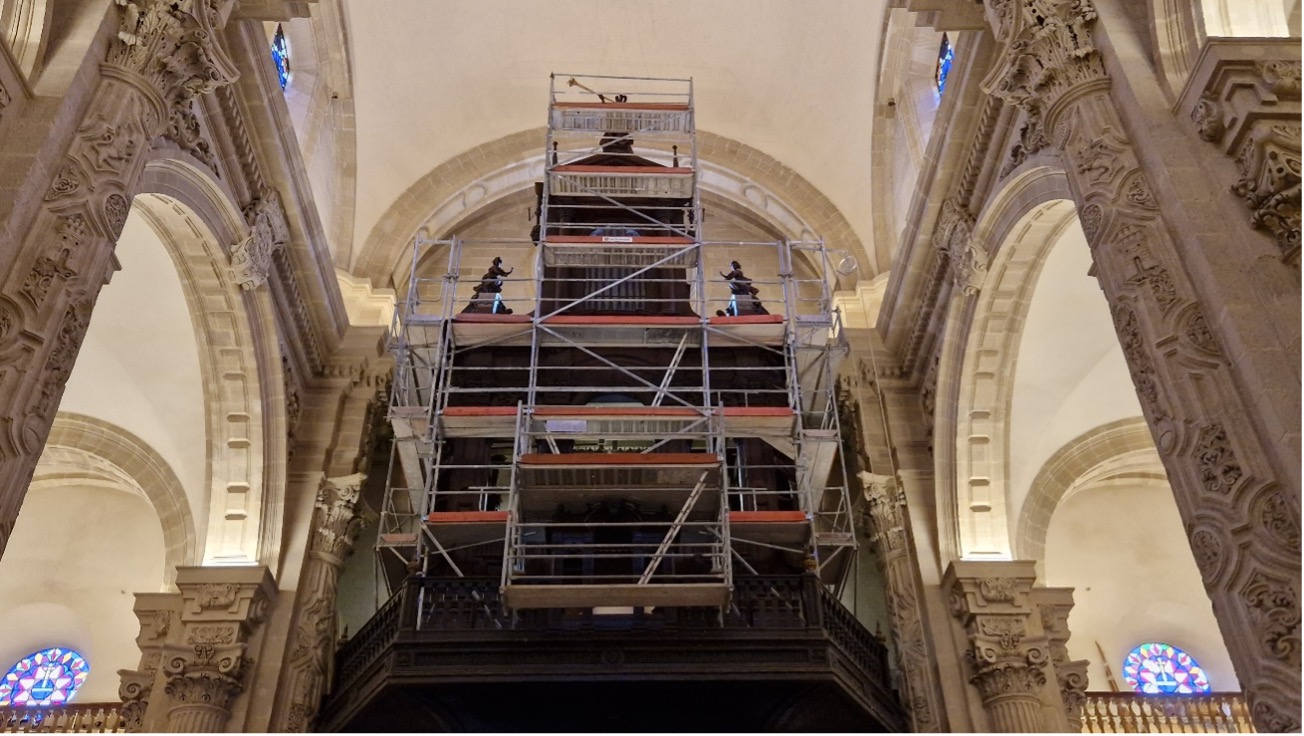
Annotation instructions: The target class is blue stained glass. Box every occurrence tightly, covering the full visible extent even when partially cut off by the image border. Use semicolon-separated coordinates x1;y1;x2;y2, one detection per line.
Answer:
271;24;291;90
1123;642;1212;695
936;33;955;94
0;648;90;707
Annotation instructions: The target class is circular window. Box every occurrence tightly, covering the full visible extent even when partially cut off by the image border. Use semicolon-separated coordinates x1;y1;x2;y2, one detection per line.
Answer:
0;648;90;707
1123;642;1211;695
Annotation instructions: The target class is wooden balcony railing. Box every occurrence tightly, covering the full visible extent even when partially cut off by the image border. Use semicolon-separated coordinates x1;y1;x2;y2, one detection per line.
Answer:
0;704;126;733
1081;692;1255;733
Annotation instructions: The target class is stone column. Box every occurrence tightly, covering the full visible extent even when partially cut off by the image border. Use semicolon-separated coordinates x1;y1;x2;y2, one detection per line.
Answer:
273;473;366;732
980;2;1300;729
1033;587;1090;732
0;0;240;557
945;560;1050;732
860;471;945;732
162;566;275;732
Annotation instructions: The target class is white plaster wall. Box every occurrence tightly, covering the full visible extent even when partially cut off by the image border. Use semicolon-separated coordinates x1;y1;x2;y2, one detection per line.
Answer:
1046;479;1239;693
347;0;886;273
58;209;208;537
0;484;166;703
1006;222;1141;535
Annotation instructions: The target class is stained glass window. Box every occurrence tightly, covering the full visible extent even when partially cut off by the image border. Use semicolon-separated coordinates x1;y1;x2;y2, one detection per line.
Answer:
271;24;291;90
1123;642;1211;695
0;648;89;707
936;33;955;94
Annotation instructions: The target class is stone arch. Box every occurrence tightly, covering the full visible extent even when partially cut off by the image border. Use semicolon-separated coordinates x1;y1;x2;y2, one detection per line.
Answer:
1014;416;1160;573
35;411;196;588
944;165;1078;559
0;0;51;80
352;129;867;289
130;155;285;569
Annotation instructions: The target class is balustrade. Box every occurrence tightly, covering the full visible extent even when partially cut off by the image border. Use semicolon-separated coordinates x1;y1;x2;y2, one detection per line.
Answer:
1080;692;1255;733
0;704;125;733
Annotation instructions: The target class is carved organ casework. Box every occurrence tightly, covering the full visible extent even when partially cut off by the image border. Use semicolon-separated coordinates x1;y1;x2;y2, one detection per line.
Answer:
320;75;903;732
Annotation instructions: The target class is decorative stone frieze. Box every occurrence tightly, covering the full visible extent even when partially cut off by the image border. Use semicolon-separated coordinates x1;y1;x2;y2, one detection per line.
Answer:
946;561;1053;732
272;474;366;732
860;472;944;731
1178;41;1301;264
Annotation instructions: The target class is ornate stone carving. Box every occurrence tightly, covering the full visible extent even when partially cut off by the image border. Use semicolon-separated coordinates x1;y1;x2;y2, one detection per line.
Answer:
1231;123;1301;263
1257;60;1302;100
983;0;1106;114
275;474;367;732
103;193;131;238
24;298;94;452
166;98;219;173
196;583;239;609
1194;422;1242;495
107;0;240;108
231;189;290;289
1241;572;1302;667
1111;302;1162;418
1256;488;1300;553
1002;108;1049;178
21;250;76;308
45;161;89;202
1180;307;1220;356
934;198;987;296
860;472;943;732
1188;523;1227;584
1191;92;1226;143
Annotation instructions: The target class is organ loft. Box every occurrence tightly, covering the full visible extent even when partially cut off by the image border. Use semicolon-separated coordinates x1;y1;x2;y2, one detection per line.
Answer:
323;75;900;732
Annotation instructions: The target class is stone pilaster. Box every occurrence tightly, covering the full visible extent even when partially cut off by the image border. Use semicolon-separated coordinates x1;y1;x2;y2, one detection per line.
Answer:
117;594;183;732
0;0;240;558
1033;587;1089;732
271;473;366;732
860;472;945;731
945;560;1050;732
980;1;1300;729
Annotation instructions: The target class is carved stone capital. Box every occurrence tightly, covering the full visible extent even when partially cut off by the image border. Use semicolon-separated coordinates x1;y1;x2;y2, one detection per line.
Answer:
933;198;987;296
106;0;240;108
860;472;910;555
314;473;366;562
162;644;249;713
982;0;1107;115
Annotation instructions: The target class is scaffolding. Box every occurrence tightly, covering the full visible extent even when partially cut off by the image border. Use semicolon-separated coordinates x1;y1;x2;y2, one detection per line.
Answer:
378;74;856;619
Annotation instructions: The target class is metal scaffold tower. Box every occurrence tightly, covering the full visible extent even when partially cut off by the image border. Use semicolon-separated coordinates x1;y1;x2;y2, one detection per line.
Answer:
377;74;856;621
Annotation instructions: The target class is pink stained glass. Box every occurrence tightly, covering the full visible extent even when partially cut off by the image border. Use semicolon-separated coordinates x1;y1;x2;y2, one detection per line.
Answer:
1122;642;1211;695
0;648;90;707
